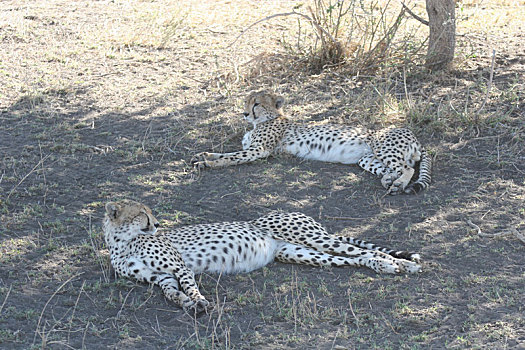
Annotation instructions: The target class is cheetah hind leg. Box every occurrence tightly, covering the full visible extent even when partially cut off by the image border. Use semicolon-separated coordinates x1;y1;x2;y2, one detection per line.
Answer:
337;236;421;262
251;212;421;273
295;237;421;274
309;238;422;274
275;242;404;274
357;154;423;195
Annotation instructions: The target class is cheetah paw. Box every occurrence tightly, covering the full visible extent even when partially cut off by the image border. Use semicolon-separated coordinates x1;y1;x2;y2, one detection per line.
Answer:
381;173;396;189
190;152;208;163
396;259;422;274
191;152;211;169
369;257;401;274
183;298;210;314
195;298;210;312
407;253;421;263
192;161;208;170
386;179;408;195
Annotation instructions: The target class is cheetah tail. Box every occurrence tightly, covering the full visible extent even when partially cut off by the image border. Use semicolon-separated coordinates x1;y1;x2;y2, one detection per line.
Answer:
337;237;421;262
405;149;432;194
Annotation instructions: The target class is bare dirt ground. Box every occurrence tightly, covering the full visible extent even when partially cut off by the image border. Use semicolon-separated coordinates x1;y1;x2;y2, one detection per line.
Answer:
0;0;524;349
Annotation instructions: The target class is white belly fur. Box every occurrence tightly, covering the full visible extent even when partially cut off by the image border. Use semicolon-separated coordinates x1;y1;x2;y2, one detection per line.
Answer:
242;130;253;150
280;127;372;164
282;139;371;164
181;236;283;275
242;124;373;164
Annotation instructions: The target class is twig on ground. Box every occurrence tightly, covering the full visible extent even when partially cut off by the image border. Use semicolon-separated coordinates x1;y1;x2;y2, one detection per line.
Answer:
381;313;399;334
330;329;340;350
0;284;12;316
348;294;360;330
8;154;51;199
81;321;89;349
141;121;153;151
475;49;496;116
466;219;525;244
88;215;110;283
136;291;155;310
38;142;48;206
381;189;391;199
323;215;363;220
152;315;163;336
116;287;135;320
209;271;227;346
67;280;85;344
33;273;83;345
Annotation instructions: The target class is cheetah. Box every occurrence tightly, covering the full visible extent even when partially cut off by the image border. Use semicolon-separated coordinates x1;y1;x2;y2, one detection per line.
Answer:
103;199;422;311
192;91;432;195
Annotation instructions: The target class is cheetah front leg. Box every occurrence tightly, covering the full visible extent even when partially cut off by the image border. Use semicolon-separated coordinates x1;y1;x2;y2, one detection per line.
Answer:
125;257;209;312
358;154;400;190
192;147;272;169
385;166;414;195
171;268;209;312
275;243;406;274
357;154;417;195
358;154;390;176
123;258;195;309
155;273;196;309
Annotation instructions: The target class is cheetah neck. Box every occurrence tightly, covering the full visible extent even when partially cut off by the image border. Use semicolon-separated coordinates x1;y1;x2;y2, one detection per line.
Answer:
103;219;139;256
252;112;286;126
259;115;292;128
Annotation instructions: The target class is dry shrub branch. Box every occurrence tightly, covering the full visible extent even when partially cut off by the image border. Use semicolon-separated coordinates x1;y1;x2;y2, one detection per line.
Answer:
232;0;426;80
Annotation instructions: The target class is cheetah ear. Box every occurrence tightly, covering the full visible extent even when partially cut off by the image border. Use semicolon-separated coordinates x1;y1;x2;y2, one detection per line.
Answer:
274;96;284;109
105;202;120;219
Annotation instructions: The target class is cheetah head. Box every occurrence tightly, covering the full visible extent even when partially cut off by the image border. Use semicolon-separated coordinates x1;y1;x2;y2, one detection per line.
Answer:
243;91;284;125
103;200;160;243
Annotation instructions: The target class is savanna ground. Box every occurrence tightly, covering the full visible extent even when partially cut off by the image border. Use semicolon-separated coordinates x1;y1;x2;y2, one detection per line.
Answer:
0;0;524;349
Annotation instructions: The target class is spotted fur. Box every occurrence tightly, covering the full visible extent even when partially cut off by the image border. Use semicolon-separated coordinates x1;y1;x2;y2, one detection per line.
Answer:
192;91;432;194
103;200;422;311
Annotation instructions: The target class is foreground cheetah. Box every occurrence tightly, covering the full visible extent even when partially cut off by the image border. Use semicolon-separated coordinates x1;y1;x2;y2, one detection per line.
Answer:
103;200;422;311
193;91;432;195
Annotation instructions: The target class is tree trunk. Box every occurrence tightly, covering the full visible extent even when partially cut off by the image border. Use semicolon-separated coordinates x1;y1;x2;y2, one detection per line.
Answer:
425;0;456;70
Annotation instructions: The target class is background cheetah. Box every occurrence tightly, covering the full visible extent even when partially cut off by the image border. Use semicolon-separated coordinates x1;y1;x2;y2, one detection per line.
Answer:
193;91;432;195
104;200;422;311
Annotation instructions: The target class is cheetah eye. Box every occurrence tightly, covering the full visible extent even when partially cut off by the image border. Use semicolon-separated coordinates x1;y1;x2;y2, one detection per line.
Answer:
142;214;152;232
253;102;260;107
